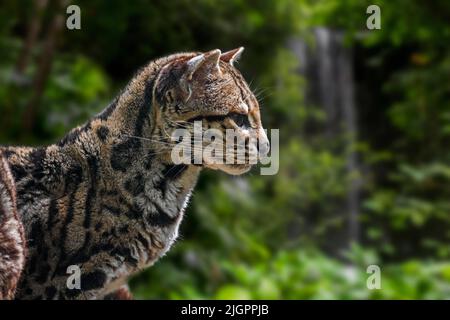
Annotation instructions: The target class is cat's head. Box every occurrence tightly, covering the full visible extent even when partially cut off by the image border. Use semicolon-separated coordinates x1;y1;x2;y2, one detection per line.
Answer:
153;48;269;175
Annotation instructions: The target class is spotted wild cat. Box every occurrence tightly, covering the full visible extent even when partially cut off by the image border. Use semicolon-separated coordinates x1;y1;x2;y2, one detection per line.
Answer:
0;48;269;299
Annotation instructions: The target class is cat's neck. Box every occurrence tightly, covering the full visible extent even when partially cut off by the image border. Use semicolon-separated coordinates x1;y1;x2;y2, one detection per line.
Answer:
54;118;201;229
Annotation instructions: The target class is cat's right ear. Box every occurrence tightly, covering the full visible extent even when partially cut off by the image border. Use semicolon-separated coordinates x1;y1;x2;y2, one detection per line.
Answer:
220;47;244;66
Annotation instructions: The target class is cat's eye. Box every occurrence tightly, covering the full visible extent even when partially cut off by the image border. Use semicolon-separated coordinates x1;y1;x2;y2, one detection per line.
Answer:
186;113;251;128
230;113;250;128
187;115;227;123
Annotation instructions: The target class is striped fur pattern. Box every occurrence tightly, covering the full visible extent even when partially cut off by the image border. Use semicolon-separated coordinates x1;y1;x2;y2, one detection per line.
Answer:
0;48;268;299
0;152;26;299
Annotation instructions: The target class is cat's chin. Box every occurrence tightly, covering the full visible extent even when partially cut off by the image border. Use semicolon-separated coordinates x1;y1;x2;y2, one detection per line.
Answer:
205;163;252;175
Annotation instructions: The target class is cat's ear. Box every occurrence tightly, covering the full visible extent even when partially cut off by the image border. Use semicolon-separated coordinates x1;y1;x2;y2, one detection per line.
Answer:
184;49;221;80
220;47;244;66
181;50;221;102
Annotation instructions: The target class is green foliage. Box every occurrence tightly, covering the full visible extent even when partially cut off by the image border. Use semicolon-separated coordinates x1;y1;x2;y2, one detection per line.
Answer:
41;55;110;138
132;247;450;299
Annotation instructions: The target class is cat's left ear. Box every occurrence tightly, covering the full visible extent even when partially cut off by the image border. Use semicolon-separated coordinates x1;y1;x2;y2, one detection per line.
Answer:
184;49;221;80
180;49;221;102
220;47;244;66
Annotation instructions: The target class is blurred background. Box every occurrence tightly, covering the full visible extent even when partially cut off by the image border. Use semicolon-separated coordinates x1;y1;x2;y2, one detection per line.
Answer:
1;0;450;299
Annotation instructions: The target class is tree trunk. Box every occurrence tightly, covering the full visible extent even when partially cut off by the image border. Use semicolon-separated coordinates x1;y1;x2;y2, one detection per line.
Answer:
14;0;49;76
22;0;65;134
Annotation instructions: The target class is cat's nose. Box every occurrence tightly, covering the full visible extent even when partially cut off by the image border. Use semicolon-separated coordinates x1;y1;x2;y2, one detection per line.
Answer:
257;136;270;158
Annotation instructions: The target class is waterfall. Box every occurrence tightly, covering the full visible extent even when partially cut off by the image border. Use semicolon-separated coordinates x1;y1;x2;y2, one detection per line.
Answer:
289;27;361;251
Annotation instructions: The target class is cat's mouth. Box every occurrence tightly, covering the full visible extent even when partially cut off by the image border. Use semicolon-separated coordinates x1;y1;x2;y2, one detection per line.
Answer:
200;139;258;175
204;163;253;175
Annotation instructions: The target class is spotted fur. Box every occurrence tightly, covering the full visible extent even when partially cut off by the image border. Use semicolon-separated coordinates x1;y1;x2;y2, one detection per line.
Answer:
0;48;268;299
